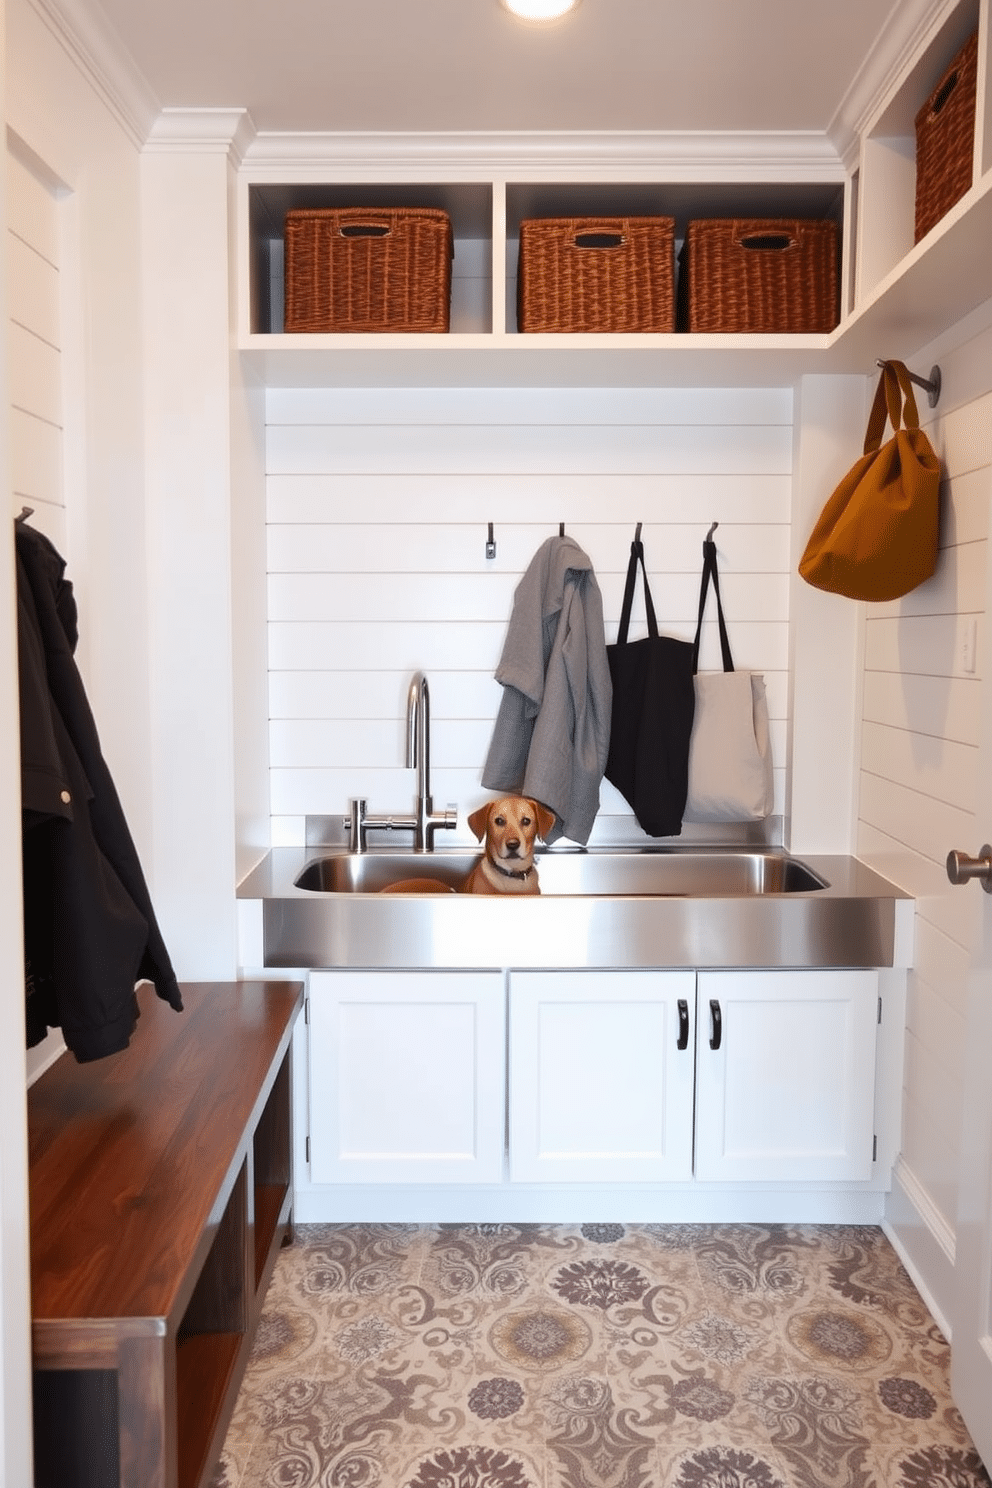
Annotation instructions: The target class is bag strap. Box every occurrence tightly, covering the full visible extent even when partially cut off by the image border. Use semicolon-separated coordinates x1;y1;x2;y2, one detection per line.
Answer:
865;360;922;453
692;530;734;676
616;522;659;645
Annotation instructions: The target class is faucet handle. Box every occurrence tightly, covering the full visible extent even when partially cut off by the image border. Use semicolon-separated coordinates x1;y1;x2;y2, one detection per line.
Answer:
425;804;458;850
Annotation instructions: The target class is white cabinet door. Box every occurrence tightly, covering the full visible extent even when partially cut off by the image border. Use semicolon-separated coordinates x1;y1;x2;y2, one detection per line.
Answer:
695;970;879;1183
308;970;505;1185
509;970;696;1183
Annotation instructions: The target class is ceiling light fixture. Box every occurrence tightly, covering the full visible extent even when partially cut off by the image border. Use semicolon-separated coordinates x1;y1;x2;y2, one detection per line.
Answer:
500;0;580;23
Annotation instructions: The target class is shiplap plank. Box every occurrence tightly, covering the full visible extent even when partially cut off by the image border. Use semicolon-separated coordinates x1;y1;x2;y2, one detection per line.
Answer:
6;151;59;265
268;666;790;724
267;472;793;526
858;771;974;871
268;619;789;675
272;765;511;820
266;385;794;427
269;714;788;777
270;717;494;770
864;613;981;680
900;1088;958;1232
266;570;789;625
266;422;794;476
269;620;506;673
930;388;992;480
9;406;61;505
869;536;986;620
912;917;971;1021
857;823;978;952
939;466;991;547
271;762;786;828
901;1045;962;1200
860;719;977;812
269;668;503;720
7;320;61;425
861;670;980;746
267;522;792;576
7;232;60;349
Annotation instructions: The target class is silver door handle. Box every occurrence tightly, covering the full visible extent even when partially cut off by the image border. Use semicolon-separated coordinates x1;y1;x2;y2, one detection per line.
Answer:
946;845;992;893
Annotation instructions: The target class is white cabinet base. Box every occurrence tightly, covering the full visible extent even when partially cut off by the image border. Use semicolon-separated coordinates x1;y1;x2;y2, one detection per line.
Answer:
293;1180;889;1226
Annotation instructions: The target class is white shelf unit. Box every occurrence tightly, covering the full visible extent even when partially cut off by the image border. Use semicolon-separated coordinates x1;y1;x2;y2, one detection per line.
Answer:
236;0;992;387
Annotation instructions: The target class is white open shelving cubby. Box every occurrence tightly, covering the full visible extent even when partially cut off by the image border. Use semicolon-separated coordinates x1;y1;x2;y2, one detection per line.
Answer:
236;0;992;388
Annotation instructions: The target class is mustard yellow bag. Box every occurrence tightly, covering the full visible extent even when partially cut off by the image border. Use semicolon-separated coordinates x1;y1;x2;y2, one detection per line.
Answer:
799;360;941;602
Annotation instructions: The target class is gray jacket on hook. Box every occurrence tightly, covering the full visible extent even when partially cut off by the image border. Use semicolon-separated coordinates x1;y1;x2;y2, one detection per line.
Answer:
482;533;612;844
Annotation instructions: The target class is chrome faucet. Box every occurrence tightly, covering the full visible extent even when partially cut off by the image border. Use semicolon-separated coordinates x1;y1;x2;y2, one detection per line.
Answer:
347;671;457;852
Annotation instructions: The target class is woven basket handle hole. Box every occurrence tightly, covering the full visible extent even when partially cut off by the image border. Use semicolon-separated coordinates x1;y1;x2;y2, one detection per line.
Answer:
339;223;391;238
931;69;960;117
739;233;795;252
573;231;625;249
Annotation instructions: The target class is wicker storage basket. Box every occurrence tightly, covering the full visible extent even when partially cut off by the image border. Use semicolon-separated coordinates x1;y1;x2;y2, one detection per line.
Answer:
678;218;839;334
517;217;675;333
914;30;978;244
283;207;452;333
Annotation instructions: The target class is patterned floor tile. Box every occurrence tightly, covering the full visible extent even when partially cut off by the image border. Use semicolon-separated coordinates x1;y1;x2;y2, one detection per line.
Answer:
210;1223;992;1488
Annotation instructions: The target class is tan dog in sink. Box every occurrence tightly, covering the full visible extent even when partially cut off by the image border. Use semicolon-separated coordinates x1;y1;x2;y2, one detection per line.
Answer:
462;795;556;895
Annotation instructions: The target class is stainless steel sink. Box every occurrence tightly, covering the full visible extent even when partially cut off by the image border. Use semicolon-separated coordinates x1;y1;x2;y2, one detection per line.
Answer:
293;849;828;897
238;845;912;970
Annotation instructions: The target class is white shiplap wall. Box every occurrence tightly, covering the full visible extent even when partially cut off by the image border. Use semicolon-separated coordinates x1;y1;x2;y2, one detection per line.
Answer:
7;144;64;545
266;384;793;847
7;140;68;1082
856;328;992;1314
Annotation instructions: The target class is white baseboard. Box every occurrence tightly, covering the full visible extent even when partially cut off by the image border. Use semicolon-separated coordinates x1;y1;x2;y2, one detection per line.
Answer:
294;1182;888;1226
883;1156;955;1341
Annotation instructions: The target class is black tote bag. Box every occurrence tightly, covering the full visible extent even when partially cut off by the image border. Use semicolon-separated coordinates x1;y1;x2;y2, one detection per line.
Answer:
604;530;696;836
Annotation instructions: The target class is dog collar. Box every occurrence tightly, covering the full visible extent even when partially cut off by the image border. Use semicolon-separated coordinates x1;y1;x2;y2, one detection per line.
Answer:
492;861;533;881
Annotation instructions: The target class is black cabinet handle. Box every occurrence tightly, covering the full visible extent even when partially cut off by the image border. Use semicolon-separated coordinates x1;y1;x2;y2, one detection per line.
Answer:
709;999;722;1050
677;998;689;1050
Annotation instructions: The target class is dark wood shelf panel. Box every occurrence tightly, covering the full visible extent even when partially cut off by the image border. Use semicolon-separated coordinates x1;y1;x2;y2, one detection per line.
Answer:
176;1331;243;1488
254;1182;289;1290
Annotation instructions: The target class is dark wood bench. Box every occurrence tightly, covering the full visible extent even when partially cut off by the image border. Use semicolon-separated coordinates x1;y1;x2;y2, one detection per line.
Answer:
28;978;304;1488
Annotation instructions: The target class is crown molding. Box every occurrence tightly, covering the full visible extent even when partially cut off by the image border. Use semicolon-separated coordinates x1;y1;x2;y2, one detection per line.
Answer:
26;0;160;148
828;0;961;167
242;129;846;179
145;108;258;162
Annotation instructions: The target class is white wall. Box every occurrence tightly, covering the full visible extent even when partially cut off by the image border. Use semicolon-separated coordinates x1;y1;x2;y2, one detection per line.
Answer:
265;384;794;847
6;0;151;853
855;308;992;1329
0;3;34;1479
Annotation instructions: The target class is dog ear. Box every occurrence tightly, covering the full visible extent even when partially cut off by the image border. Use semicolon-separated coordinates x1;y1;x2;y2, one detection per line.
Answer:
530;800;557;841
467;803;492;841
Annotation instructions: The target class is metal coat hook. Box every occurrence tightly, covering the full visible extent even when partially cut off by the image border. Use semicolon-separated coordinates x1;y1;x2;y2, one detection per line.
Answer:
559;522;566;537
877;359;942;408
486;522;496;560
706;520;719;541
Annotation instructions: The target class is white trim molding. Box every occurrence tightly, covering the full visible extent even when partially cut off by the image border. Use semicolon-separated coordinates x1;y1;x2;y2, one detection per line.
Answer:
829;0;971;166
145;108;257;162
25;0;160;146
242;129;846;180
885;1155;957;1340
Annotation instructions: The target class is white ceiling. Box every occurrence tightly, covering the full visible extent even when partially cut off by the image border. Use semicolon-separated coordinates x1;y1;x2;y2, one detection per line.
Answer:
87;0;907;137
